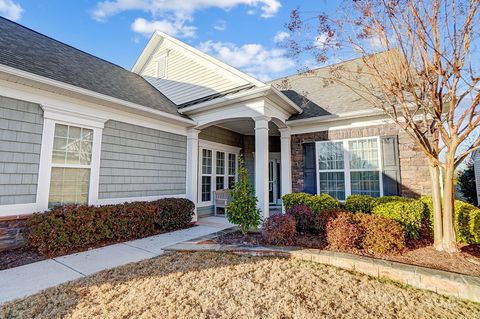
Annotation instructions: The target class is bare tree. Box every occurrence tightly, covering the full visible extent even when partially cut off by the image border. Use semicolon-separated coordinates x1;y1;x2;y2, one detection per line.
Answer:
283;0;480;252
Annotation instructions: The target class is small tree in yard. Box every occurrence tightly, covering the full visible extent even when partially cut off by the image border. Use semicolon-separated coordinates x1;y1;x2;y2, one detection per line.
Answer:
226;157;261;234
282;0;480;252
458;161;478;206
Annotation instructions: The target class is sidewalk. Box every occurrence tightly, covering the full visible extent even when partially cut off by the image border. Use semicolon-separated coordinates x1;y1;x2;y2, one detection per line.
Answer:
0;216;234;304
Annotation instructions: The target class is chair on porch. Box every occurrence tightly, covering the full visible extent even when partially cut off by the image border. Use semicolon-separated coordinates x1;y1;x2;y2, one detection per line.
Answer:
213;189;231;216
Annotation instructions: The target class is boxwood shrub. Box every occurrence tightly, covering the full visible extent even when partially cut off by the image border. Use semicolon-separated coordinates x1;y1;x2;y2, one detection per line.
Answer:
344;195;376;213
372;200;426;239
24;198;194;257
282;192;339;213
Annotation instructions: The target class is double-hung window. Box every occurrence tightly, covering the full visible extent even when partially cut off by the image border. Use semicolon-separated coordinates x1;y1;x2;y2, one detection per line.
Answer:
316;137;382;200
216;151;225;190
228;153;237;188
48;124;93;207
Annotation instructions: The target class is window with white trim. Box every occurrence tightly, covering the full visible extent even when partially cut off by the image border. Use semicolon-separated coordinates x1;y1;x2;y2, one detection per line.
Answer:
48;124;93;207
199;145;239;204
316;137;382;200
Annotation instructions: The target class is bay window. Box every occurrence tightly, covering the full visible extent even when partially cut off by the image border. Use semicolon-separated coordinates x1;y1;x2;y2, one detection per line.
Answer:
316;137;382;200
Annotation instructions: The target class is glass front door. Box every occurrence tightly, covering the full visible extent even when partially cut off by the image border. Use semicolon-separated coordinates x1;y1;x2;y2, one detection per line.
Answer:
269;159;281;205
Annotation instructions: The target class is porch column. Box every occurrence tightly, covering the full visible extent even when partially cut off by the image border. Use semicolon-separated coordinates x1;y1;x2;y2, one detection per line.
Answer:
254;116;270;220
186;128;200;222
279;127;292;212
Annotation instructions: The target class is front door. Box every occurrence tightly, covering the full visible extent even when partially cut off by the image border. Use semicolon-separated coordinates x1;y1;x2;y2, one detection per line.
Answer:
269;159;281;205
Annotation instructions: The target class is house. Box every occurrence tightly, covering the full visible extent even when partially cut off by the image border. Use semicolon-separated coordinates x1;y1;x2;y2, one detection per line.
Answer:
0;17;431;224
473;150;480;205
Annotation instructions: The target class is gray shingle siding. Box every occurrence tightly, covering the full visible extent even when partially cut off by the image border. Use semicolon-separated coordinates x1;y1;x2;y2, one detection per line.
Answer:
98;120;187;199
199;126;244;148
0;95;43;205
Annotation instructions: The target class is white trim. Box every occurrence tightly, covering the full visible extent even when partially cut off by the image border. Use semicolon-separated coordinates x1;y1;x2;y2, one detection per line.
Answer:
199;139;242;154
94;194;186;206
315;136;384;200
0;203;38;218
0;63;195;126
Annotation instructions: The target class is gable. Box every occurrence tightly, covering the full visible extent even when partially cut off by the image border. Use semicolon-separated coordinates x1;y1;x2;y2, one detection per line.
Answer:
133;32;264;106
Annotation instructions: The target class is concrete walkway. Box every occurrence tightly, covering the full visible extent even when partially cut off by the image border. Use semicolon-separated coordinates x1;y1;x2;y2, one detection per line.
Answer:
0;216;233;304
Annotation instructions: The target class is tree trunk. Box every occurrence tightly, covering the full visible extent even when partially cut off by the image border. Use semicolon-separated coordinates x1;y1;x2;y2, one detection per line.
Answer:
428;163;443;250
441;152;458;253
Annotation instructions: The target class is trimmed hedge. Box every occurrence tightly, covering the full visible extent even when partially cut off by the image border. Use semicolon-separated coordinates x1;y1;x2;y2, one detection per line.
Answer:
282;192;339;213
344;195;376;214
24;198;194;257
262;214;297;245
372;200;426;239
355;214;406;254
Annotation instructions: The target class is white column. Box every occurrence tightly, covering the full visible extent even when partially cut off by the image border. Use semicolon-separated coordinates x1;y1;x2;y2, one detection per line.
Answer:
254;116;270;220
186;128;200;222
279;127;292;212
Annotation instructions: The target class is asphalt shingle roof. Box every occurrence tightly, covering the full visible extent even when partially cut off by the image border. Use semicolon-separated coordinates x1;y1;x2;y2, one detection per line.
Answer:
0;17;181;117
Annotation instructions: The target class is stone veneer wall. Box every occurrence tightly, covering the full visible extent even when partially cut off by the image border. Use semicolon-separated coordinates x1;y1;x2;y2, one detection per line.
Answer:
291;124;431;198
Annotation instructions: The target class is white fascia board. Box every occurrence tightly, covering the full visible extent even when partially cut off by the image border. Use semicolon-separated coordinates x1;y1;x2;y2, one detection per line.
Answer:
0;63;195;127
133;31;265;87
286;109;386;126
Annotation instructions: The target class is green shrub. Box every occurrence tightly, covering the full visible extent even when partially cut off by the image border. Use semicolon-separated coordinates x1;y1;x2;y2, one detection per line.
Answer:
286;204;314;232
282;192;313;211
372;200;425;239
420;196;480;244
308;194;340;213
354;213;406;255
325;211;362;251
226;157;261;234
24;198;194;257
262;214;297;245
344;195;376;213
282;192;339;213
374;196;412;205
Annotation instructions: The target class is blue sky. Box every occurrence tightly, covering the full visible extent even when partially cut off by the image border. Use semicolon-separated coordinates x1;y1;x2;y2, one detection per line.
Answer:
0;0;335;81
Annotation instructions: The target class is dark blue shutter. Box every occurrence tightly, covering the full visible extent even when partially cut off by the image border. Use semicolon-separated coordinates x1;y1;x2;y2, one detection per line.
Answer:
303;143;317;194
381;136;401;196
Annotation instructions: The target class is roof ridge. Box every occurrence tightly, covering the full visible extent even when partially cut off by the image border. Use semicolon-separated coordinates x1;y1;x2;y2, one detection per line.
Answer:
0;16;128;71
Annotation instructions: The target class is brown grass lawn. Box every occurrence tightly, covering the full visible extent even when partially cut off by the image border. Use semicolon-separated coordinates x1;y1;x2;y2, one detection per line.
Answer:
1;252;479;319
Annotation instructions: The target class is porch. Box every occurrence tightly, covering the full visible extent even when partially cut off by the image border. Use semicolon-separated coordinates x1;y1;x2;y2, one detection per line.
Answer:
180;85;302;221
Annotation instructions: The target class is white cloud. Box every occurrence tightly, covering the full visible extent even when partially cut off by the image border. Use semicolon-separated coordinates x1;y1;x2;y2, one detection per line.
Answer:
213;19;227;31
198;40;295;82
0;0;22;21
92;0;281;37
132;17;196;37
273;31;289;43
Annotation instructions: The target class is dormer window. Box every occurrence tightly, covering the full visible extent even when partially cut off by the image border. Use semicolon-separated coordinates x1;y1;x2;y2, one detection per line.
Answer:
156;51;168;79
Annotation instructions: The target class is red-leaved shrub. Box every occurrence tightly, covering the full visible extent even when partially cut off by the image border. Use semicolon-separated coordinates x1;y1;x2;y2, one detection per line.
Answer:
325;211;362;251
355;213;406;255
262;214;297;245
313;208;348;235
24;198;194;257
286;204;314;233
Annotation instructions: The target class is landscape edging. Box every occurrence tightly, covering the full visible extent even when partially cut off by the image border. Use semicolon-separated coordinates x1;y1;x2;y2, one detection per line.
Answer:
164;242;480;303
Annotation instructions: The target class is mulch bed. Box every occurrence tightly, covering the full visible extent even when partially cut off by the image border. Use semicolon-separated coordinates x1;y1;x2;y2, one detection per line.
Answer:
0;248;45;271
0;224;194;271
204;231;480;277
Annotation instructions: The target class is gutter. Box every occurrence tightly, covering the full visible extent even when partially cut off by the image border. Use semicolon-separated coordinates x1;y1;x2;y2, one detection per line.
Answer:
0;64;196;126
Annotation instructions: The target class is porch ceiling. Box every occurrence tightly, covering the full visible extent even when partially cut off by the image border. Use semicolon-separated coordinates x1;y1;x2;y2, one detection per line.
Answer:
216;119;280;136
